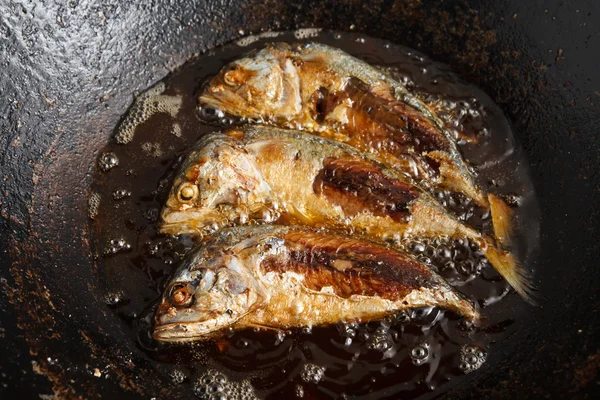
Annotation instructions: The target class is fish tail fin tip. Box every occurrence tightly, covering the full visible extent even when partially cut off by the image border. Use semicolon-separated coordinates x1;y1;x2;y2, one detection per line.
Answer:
489;193;515;248
484;245;537;305
470;308;482;326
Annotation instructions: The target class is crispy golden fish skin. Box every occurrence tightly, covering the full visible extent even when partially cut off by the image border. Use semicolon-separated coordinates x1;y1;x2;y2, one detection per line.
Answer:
153;225;478;342
198;42;514;246
159;125;532;302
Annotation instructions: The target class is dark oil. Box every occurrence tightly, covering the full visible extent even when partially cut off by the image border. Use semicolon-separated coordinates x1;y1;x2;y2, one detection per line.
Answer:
89;30;540;399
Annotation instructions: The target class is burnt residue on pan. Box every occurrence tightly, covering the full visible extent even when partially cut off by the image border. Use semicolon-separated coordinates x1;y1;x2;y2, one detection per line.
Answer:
89;31;539;399
0;1;598;399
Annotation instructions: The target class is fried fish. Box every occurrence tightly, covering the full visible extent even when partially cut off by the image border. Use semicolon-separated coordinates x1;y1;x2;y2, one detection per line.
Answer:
153;225;478;342
159;125;532;301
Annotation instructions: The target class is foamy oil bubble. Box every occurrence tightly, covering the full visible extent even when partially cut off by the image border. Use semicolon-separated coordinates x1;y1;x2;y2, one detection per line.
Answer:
193;370;257;400
236;31;282;47
172;123;183;137
112;188;131;201
141;142;163;157
300;363;325;384
88;192;100;220
115;82;183;144
459;345;487;373
293;28;321;40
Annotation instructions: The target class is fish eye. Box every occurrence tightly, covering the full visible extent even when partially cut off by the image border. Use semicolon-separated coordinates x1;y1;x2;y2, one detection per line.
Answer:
223;65;242;86
178;183;198;202
169;284;193;307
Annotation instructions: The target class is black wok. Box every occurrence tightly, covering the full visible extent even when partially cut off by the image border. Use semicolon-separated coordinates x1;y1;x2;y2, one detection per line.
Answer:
0;0;598;398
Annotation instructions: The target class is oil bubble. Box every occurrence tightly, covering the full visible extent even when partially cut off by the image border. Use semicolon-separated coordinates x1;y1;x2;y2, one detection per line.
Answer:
144;207;159;222
105;238;131;255
368;325;393;353
457;259;476;276
98;152;119;171
409;242;425;254
112;189;131;201
393;310;411;324
436;245;452;261
171;368;187;384
425;245;436;257
295;384;304;397
104;291;123;306
301;363;325;384
274;330;286;345
410;343;429;366
442;261;456;271
300;325;312;335
338;322;357;346
504;193;522;207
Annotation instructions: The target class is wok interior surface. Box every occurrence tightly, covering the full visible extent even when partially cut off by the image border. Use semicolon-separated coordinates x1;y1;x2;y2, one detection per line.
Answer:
0;0;598;398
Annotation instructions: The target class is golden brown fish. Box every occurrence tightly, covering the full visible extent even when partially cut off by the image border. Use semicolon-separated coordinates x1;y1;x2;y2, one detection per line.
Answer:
159;125;532;302
153;225;478;342
198;42;513;246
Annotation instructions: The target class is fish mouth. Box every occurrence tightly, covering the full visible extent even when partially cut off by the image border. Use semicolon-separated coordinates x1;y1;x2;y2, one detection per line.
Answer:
159;220;200;236
152;322;222;342
199;90;261;119
159;208;228;235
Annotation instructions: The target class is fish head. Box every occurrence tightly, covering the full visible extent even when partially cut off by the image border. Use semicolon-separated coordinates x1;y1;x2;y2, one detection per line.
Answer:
159;136;272;235
153;251;263;342
199;44;302;121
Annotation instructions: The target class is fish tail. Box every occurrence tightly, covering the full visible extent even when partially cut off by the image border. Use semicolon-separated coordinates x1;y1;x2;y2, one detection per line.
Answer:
489;193;515;248
483;242;536;304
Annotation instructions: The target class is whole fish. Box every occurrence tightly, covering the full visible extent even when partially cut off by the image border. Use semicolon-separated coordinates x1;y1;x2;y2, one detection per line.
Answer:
198;42;514;246
159;125;532;301
153;225;478;342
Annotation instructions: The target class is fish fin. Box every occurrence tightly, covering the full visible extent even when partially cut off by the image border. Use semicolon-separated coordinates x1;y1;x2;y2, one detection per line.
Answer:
426;151;489;207
285;203;321;226
483;243;537;305
369;83;396;101
489;193;515;248
215;339;230;352
456;130;480;144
